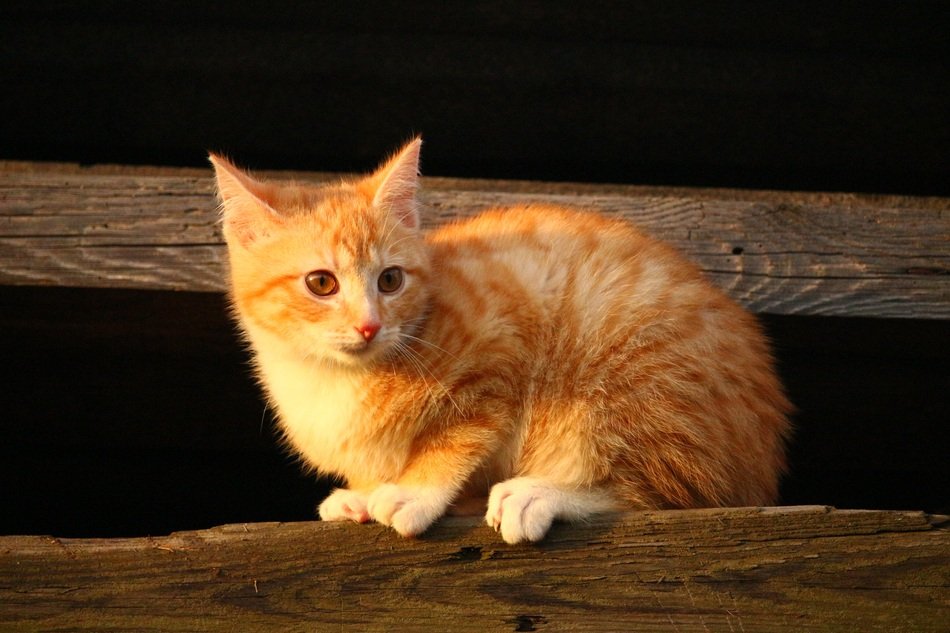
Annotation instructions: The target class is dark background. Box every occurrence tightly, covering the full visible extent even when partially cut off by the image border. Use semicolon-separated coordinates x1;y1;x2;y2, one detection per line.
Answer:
1;2;947;537
3;1;948;194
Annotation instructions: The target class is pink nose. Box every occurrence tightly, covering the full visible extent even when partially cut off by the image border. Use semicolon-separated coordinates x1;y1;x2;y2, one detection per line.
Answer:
355;322;381;342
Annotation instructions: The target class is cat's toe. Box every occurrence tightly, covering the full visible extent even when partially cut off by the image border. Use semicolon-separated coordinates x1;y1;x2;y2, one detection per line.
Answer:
367;484;407;526
488;479;557;544
368;485;449;537
486;483;514;531
502;495;556;544
511;496;557;543
319;488;370;523
390;503;440;537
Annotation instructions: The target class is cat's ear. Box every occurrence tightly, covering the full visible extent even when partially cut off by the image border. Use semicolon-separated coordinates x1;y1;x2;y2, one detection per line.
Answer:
209;153;283;248
369;137;422;230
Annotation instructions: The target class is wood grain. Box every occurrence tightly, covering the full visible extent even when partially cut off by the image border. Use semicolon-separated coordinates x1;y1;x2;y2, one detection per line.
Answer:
1;506;946;632
1;162;947;318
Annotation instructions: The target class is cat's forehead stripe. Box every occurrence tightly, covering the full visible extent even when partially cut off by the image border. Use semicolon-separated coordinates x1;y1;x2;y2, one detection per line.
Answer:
334;213;381;264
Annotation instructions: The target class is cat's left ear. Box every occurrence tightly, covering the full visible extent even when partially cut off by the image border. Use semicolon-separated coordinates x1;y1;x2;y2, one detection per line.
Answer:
369;137;422;230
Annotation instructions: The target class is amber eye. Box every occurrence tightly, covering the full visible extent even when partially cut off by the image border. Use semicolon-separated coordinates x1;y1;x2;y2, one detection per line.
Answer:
305;270;339;297
378;267;404;293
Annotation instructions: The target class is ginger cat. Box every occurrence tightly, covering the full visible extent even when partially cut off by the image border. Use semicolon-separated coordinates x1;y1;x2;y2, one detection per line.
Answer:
210;139;791;544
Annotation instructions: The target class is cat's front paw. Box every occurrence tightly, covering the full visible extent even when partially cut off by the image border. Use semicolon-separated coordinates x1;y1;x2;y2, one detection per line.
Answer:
486;478;558;544
367;484;449;537
318;488;370;523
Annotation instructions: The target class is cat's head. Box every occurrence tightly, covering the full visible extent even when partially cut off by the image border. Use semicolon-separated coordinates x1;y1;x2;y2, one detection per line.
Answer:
210;139;431;368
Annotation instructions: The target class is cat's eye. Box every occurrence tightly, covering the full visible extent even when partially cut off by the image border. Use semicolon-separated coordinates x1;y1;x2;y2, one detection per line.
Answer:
378;267;404;293
305;270;339;297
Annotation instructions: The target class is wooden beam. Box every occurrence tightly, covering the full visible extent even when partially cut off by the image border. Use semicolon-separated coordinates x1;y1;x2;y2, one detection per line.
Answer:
1;161;947;318
0;506;946;632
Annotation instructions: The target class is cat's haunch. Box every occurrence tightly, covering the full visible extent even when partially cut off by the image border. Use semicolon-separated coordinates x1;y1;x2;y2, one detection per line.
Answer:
211;139;791;544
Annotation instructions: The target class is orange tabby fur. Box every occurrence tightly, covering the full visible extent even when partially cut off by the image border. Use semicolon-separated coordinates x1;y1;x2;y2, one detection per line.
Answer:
210;139;791;544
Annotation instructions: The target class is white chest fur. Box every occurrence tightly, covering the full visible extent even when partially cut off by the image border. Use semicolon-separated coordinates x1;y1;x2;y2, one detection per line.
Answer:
253;346;409;485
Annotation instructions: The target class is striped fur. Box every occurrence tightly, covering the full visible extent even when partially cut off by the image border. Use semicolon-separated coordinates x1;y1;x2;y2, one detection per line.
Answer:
211;139;792;544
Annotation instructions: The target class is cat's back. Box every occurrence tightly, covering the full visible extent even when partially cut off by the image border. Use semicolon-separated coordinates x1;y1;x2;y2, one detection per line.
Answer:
425;204;713;325
420;203;777;405
427;204;651;265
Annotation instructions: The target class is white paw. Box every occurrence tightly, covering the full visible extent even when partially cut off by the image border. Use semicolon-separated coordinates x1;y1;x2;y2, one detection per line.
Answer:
367;484;449;538
486;478;559;544
318;488;370;523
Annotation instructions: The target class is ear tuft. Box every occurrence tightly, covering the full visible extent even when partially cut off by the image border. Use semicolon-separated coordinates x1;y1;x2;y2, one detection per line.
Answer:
208;153;282;248
370;137;422;230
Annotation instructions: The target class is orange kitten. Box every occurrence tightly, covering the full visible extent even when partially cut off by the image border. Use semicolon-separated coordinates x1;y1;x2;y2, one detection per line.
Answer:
210;139;791;544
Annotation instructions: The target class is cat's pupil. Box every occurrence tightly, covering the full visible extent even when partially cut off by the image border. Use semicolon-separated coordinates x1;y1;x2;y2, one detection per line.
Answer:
305;270;339;297
378;267;404;293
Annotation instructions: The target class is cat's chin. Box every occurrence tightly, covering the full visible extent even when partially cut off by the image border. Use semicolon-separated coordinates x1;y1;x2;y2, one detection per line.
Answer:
324;343;390;370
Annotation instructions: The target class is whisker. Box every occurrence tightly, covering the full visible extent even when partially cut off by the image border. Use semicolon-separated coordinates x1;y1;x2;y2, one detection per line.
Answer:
401;333;460;361
391;340;439;409
408;348;463;416
381;212;417;252
393;339;463;416
385;233;416;251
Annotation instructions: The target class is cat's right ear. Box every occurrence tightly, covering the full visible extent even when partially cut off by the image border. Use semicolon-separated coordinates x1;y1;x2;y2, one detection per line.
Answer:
369;137;422;231
209;153;282;249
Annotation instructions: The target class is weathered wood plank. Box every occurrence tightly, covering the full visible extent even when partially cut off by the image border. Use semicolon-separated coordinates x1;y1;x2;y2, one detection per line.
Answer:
1;162;947;318
0;506;946;632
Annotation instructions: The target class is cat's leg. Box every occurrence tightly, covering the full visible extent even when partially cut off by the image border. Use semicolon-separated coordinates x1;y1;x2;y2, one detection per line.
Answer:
486;477;618;544
366;422;502;538
318;488;371;523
